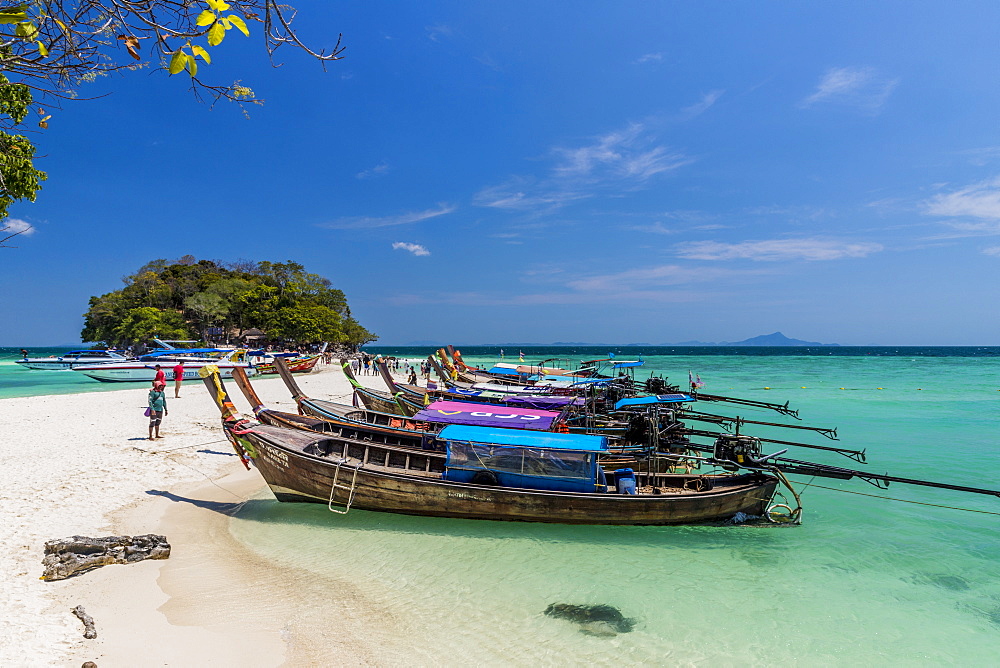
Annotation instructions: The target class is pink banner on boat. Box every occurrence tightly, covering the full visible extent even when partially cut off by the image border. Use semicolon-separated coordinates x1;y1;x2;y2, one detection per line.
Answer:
414;400;559;431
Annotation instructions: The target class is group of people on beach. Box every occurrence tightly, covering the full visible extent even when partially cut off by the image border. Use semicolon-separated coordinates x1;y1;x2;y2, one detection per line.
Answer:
146;361;185;440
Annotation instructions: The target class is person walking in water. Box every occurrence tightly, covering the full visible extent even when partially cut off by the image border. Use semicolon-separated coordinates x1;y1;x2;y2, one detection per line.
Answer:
148;381;168;440
172;361;185;398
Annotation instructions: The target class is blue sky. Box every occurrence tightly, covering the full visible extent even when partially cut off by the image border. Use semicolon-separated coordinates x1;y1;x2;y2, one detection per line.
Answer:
3;1;1000;346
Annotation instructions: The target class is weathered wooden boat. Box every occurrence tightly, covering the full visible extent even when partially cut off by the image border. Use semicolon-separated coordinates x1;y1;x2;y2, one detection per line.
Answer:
204;369;782;525
251;353;321;375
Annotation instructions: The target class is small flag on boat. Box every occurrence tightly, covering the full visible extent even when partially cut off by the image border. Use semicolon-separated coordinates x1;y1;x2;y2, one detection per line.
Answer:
500;348;504;359
609;352;615;359
519;351;524;362
696;374;705;388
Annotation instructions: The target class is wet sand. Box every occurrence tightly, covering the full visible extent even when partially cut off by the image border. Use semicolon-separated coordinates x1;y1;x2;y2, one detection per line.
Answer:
0;361;394;665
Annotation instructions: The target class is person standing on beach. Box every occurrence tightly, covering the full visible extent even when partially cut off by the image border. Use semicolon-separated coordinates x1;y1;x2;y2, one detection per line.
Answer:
172;361;185;398
153;364;166;385
148;381;168;440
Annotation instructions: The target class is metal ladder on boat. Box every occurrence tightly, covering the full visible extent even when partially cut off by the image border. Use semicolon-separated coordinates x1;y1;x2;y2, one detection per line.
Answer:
327;459;361;514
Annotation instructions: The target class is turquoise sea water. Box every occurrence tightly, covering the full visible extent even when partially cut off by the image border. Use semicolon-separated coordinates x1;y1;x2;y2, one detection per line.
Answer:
228;347;1000;664
6;346;1000;662
0;347;144;399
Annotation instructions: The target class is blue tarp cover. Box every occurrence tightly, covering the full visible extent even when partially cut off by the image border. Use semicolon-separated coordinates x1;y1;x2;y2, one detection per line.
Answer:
614;394;693;410
612;361;645;369
439;424;608;452
486;366;521;376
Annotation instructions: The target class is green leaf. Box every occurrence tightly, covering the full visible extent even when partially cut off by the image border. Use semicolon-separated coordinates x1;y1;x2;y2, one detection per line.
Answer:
15;21;38;39
0;6;27;24
227;14;249;37
191;44;211;64
35;39;47;57
195;10;215;27
207;21;225;46
186;55;197;77
168;50;186;75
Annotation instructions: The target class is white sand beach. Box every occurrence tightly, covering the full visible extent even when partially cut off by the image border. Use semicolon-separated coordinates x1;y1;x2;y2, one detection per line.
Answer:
0;361;391;666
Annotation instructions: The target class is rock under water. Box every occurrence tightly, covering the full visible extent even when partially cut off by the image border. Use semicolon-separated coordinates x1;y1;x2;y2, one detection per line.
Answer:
544;603;636;636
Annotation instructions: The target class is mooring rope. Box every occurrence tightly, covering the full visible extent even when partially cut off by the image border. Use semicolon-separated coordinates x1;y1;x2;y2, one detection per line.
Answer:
796;481;1000;515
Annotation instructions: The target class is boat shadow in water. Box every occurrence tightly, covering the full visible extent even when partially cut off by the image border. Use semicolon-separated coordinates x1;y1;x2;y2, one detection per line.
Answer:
225;496;796;554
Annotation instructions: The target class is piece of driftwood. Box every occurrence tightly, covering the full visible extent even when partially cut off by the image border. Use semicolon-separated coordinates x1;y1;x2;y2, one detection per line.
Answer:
41;535;170;581
72;605;97;639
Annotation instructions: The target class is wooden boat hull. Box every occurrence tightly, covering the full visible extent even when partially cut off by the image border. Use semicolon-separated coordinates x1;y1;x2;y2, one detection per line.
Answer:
232;424;779;525
255;354;321;375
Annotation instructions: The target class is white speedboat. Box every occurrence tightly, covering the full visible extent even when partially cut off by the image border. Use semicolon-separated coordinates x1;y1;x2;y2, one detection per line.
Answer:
73;349;259;383
16;349;131;370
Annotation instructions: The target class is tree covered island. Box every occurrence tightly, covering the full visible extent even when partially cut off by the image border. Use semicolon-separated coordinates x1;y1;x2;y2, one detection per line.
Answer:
82;257;376;350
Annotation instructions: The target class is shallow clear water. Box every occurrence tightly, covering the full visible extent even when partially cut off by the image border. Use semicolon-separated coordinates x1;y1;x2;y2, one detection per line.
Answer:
227;349;1000;663
0;346;139;399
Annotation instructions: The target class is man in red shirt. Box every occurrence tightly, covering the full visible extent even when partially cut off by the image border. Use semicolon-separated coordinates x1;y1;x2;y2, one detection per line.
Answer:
173;361;185;398
153;364;166;385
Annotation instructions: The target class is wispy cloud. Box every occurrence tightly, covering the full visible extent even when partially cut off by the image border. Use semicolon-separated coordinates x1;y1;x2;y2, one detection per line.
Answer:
392;242;430;256
633;52;664;65
321;203;456;230
676;238;883;261
426;24;453;42
472;178;589;212
553;123;691;181
982;246;1000;257
801;66;898;113
356;162;390;180
473;122;690;215
681;90;724;119
924;177;1000;221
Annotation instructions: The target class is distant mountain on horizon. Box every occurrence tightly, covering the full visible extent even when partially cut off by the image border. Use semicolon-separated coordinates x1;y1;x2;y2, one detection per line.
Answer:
396;332;839;347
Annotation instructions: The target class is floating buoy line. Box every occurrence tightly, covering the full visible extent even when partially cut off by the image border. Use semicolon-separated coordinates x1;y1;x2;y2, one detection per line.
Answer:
797;481;1000;516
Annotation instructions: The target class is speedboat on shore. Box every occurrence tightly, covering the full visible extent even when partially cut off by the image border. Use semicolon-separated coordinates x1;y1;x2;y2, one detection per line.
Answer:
16;350;131;370
73;348;259;382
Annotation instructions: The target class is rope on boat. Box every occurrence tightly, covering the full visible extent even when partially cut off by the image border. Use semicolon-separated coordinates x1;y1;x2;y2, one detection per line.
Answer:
796;481;1000;516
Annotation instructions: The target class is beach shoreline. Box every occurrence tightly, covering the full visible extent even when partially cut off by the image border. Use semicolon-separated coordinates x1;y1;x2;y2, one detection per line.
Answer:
0;362;387;666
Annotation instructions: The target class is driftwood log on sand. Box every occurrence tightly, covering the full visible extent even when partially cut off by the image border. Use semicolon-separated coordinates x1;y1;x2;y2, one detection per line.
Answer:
41;535;170;581
71;605;97;639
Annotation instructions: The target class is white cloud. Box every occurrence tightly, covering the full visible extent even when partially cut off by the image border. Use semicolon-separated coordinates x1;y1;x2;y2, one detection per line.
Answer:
392;242;430;256
472;179;589;211
356;162;389;179
1;218;34;236
553;123;691;182
982;246;1000;256
322;204;456;229
633;53;664;65
925;177;1000;220
426;24;453;42
676;238;883;261
472;122;690;215
681;90;724;118
801;66;898;113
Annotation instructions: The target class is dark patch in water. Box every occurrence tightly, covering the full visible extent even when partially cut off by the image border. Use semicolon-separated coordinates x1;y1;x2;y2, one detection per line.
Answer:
910;573;971;591
544;603;635;637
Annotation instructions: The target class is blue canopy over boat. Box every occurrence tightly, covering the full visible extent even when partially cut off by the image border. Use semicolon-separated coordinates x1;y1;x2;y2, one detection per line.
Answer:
439;424;608;452
614;394;693;410
440;425;607;493
486;366;521;376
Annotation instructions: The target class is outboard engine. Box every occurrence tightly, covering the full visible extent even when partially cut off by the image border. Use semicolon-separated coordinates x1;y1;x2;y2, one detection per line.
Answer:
712;435;763;471
644;376;667;394
623;413;649;444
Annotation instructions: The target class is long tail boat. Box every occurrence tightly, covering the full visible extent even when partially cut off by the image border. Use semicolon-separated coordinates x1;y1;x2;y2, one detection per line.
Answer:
252;353;321;375
203;367;783;524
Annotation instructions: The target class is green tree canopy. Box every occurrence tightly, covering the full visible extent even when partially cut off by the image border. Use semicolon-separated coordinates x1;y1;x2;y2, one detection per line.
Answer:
82;256;377;349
